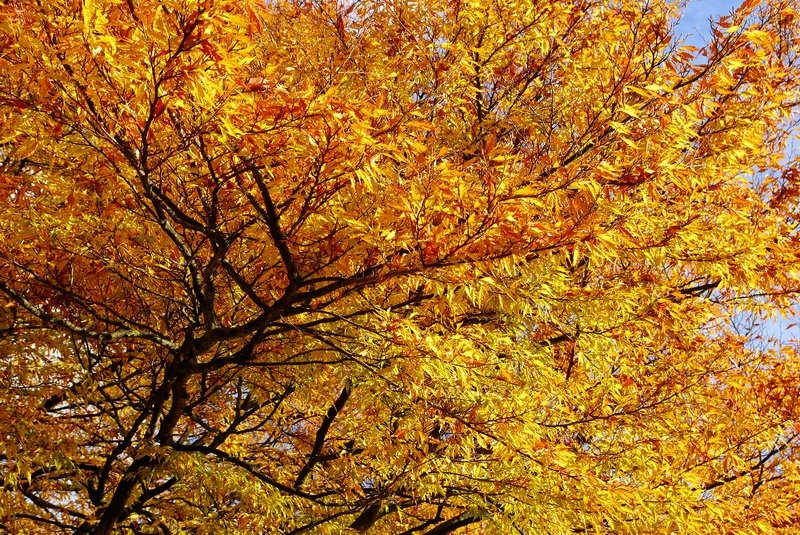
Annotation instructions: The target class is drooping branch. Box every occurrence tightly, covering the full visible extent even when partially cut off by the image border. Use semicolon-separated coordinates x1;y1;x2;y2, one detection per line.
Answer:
0;280;179;350
171;443;334;503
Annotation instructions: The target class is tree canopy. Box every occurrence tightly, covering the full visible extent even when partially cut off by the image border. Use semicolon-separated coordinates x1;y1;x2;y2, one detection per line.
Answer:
1;0;800;532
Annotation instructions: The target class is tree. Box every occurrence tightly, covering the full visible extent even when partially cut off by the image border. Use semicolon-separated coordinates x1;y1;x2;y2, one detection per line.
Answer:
1;0;799;532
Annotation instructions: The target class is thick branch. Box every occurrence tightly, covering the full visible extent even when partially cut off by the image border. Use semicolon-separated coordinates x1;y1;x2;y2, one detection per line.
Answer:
422;511;484;535
294;380;352;488
249;164;302;286
82;454;160;535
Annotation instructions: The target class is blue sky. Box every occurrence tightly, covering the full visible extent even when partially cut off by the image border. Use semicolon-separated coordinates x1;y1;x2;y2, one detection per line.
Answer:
676;0;740;44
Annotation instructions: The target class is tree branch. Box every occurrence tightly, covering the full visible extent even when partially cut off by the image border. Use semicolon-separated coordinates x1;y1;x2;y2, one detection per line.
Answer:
294;380;353;488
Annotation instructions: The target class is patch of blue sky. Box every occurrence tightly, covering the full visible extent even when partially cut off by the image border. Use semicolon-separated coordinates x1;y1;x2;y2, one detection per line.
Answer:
675;0;741;46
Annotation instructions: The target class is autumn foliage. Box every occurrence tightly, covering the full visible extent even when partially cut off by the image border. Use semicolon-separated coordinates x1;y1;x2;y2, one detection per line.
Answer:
1;0;800;532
